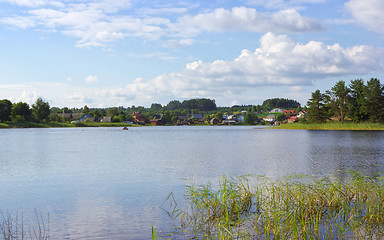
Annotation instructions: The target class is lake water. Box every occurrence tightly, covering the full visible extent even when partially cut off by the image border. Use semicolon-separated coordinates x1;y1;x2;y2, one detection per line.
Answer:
1;126;384;239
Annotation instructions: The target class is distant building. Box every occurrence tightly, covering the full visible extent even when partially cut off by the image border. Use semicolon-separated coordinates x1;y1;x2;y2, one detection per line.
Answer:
150;114;163;126
132;112;146;124
264;114;276;122
270;108;284;113
78;113;95;122
210;117;219;125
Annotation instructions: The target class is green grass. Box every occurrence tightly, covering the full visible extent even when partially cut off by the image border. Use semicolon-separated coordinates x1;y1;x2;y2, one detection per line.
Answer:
0;210;49;240
1;121;137;128
273;122;384;130
159;172;384;239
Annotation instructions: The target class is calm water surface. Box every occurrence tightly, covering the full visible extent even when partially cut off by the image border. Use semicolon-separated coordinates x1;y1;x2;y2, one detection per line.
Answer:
0;126;383;239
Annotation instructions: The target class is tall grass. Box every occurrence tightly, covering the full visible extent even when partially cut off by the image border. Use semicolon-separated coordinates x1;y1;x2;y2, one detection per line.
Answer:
161;172;384;239
0;210;49;240
274;122;384;130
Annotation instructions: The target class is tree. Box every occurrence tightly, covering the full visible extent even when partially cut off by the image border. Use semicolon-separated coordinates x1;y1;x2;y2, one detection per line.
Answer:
0;99;12;122
107;107;119;117
307;90;327;123
82;105;90;114
363;78;384;122
11;102;32;122
150;103;163;111
32;97;50;122
214;112;223;121
324;81;349;121
166;100;182;110
348;79;368;122
262;98;300;111
244;112;258;125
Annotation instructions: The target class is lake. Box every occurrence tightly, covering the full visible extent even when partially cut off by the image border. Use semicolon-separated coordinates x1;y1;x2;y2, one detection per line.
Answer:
0;126;383;239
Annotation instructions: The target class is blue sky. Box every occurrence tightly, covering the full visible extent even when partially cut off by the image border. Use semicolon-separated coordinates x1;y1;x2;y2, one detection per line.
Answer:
0;0;383;108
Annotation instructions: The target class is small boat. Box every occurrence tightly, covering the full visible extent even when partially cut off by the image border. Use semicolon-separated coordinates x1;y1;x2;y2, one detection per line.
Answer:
122;127;128;130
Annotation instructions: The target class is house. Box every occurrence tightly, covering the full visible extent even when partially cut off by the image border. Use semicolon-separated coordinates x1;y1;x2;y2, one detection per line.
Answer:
101;116;112;122
270;108;284;113
189;114;205;124
57;113;81;121
132;112;146;124
150;114;163;126
288;116;298;123
283;110;296;116
176;116;189;125
263;114;276;122
210;117;219;125
78;113;95;122
237;115;245;123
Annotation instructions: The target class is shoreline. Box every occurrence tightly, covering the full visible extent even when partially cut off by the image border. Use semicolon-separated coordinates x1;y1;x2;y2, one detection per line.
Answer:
272;122;384;130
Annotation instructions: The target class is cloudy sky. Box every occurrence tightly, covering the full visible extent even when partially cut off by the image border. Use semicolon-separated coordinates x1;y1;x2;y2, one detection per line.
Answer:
0;0;383;108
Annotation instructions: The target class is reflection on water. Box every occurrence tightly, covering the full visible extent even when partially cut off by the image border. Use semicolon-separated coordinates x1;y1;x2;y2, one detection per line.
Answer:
0;126;383;239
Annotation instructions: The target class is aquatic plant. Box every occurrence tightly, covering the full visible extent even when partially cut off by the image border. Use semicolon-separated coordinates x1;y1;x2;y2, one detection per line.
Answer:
160;172;384;239
0;210;49;240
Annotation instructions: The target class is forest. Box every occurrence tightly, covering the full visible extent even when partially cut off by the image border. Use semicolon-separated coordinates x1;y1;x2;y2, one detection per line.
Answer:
307;78;384;123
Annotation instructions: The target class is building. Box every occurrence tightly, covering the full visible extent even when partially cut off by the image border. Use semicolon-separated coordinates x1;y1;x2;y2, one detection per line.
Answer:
78;113;95;122
132;112;146;124
150;114;163;126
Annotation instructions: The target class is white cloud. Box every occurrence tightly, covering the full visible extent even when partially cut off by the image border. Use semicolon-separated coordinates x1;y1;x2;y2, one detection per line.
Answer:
345;0;384;35
85;75;99;83
113;32;382;105
0;2;322;47
173;7;323;36
245;0;326;9
0;33;381;107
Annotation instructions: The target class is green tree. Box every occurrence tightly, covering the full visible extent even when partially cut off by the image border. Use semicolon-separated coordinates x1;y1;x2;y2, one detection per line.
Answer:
82;105;90;114
0;99;12;122
11;102;32;122
32;97;50;122
324;81;350;121
214;112;223;121
348;79;368;122
107;107;119;117
150;103;163;111
363;78;384;122
244;112;257;125
307;90;327;123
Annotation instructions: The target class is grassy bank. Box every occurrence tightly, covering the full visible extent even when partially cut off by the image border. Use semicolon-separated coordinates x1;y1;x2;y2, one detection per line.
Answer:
159;173;384;239
0;121;136;128
273;122;384;130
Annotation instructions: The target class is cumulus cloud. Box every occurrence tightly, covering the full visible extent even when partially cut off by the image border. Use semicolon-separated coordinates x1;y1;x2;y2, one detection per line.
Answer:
0;33;381;107
245;0;326;9
345;0;384;35
0;1;322;47
114;32;382;104
172;7;323;36
85;75;99;83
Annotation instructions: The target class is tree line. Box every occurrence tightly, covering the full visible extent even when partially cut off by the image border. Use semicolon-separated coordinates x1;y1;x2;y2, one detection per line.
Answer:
0;98;50;123
0;95;303;125
307;78;384;123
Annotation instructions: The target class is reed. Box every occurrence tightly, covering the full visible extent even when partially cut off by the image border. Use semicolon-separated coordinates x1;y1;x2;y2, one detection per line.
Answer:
0;210;49;240
161;172;384;239
273;122;384;130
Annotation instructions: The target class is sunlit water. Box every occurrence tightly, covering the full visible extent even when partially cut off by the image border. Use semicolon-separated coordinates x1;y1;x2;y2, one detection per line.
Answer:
0;126;383;239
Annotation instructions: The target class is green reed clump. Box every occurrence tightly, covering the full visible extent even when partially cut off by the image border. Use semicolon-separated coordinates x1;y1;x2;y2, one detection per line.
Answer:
163;172;384;239
0;210;49;240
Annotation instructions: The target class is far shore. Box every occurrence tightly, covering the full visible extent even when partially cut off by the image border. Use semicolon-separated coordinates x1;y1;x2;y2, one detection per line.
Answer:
2;121;384;130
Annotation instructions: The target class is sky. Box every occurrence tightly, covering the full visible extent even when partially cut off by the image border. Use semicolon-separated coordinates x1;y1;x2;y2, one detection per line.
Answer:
0;0;383;108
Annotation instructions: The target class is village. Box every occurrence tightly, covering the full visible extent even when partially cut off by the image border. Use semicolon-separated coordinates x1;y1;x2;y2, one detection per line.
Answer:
55;108;308;126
